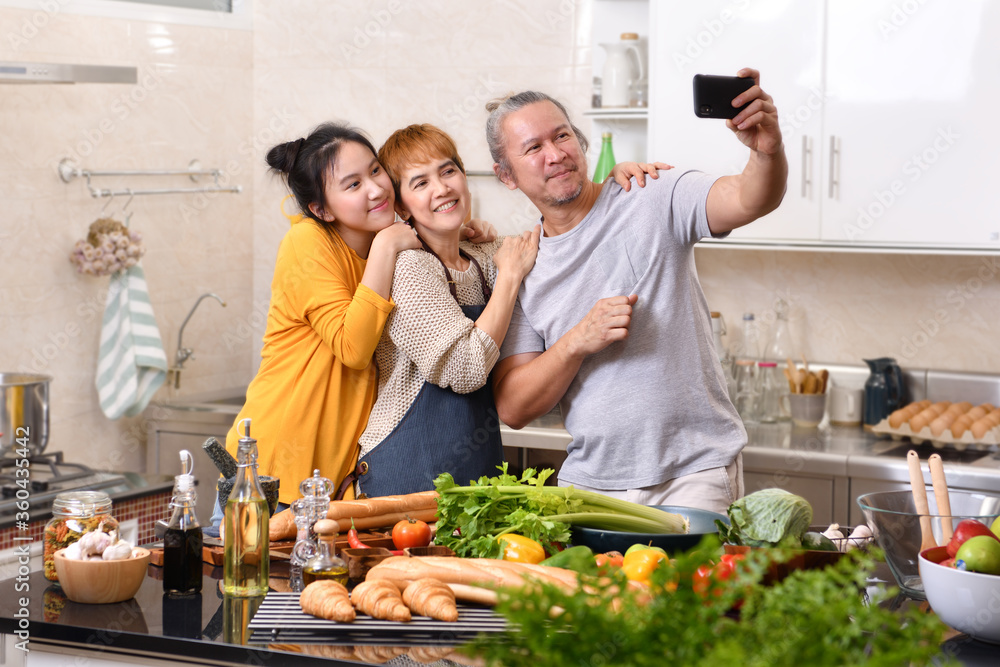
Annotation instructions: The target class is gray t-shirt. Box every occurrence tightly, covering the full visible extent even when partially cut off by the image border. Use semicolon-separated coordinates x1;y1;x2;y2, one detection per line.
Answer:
499;170;747;489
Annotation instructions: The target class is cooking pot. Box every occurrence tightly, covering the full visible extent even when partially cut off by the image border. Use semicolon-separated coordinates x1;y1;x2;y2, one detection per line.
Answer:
1;372;51;457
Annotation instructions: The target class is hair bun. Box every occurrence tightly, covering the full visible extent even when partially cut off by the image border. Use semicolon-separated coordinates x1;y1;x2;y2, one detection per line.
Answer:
265;137;305;173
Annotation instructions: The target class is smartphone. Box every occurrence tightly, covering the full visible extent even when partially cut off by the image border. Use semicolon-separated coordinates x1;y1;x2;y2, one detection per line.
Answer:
692;74;755;119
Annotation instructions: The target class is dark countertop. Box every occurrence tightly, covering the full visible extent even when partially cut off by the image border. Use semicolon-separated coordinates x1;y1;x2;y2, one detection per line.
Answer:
2;557;999;665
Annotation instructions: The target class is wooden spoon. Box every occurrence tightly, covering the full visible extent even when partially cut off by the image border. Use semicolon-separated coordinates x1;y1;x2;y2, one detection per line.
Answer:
818;369;829;394
928;453;953;544
907;450;937;551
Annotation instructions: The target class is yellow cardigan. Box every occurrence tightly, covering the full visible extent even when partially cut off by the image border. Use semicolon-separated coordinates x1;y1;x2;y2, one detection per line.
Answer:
226;219;393;504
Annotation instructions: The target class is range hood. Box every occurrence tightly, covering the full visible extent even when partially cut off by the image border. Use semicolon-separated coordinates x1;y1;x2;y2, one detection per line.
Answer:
0;62;137;84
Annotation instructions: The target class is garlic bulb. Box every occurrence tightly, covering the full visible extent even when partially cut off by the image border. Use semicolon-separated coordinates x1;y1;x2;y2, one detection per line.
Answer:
63;542;84;561
845;524;874;551
77;529;113;557
102;540;134;561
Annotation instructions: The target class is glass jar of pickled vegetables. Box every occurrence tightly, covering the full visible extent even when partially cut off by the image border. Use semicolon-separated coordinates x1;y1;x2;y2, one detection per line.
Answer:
43;491;118;581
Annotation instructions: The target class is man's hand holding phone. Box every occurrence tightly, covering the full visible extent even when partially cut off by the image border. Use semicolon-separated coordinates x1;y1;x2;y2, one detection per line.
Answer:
694;68;782;156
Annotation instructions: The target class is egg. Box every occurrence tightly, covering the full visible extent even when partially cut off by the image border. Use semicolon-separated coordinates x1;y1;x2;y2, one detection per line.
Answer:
971;417;995;440
889;408;909;429
950;414;974;437
966;406;987;421
930;414;957;436
909;412;932;433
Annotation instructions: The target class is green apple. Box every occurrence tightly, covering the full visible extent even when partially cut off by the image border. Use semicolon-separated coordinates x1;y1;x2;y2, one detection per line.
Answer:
955;535;1000;575
624;543;667;557
991;515;1000;541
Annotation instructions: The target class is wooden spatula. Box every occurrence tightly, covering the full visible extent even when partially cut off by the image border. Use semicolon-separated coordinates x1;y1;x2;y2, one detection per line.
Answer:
907;450;937;551
928;453;953;544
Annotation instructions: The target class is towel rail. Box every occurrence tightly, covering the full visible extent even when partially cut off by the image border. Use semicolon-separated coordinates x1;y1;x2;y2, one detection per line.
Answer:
58;158;242;199
90;185;242;198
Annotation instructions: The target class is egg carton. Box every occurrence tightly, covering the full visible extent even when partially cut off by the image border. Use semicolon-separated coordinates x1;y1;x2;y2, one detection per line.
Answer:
871;418;1000;451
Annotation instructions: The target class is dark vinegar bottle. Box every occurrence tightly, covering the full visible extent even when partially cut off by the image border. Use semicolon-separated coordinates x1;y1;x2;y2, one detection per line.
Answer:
164;450;203;595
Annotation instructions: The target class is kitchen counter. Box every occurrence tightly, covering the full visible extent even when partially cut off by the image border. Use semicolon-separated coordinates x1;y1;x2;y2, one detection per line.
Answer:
0;562;469;667
1;559;998;666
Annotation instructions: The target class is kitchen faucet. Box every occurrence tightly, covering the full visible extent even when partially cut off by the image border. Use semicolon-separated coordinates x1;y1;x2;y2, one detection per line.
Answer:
171;292;227;389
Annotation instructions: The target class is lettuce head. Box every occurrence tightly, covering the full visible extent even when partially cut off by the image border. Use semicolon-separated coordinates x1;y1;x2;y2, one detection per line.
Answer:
721;488;813;547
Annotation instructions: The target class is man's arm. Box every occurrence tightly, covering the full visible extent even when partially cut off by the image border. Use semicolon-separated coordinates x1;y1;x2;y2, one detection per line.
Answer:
705;67;788;236
493;294;638;429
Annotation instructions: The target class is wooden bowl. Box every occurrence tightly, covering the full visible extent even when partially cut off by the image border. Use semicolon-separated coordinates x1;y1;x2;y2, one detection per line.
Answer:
341;547;394;584
54;547;151;604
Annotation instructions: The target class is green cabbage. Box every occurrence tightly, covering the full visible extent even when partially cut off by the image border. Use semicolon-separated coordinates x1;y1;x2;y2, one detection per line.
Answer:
722;489;813;547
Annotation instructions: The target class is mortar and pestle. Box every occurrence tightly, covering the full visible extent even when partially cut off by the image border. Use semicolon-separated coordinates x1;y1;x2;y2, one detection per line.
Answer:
202;437;280;515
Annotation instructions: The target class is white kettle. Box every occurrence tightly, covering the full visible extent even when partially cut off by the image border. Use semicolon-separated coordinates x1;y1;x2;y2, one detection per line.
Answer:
600;33;644;108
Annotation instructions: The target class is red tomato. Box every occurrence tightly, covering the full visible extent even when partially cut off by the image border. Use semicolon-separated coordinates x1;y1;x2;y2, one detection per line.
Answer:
693;554;745;599
391;517;432;550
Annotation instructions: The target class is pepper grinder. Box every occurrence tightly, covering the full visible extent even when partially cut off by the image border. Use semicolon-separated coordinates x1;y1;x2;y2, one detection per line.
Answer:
290;469;334;568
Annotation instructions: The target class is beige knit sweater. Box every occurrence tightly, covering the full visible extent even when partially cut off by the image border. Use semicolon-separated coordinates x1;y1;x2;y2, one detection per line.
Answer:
358;238;504;456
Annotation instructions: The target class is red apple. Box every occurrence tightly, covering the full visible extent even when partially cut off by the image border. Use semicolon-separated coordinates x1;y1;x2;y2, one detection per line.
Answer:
946;519;999;558
940;557;955;569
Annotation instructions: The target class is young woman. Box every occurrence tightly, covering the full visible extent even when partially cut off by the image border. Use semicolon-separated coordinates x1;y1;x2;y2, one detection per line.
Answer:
354;125;667;496
217;123;493;521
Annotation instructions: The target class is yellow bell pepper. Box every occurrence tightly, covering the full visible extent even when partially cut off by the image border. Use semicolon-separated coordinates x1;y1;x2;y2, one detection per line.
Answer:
497;534;546;564
621;548;666;583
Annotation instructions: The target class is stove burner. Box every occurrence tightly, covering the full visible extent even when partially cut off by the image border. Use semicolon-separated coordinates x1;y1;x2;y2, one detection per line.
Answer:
880;442;995;465
0;451;100;492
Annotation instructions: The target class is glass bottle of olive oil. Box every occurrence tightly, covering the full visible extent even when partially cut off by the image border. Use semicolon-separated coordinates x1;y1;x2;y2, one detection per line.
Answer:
302;519;348;586
223;418;269;596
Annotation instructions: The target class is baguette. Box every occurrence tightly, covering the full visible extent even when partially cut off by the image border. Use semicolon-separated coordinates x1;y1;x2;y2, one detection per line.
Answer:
268;491;438;541
365;556;578;594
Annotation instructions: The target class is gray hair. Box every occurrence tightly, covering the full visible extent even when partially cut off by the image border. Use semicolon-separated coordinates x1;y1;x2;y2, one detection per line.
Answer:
485;91;590;179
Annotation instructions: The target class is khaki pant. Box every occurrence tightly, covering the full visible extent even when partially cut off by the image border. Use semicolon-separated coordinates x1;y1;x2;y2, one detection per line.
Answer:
561;452;744;515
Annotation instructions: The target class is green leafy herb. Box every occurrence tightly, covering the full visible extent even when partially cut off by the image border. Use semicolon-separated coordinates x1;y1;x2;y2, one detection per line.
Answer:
434;464;687;558
468;536;953;667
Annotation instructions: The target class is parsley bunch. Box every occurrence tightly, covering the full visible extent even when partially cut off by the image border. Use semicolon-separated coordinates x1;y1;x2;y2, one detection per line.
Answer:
468;537;952;667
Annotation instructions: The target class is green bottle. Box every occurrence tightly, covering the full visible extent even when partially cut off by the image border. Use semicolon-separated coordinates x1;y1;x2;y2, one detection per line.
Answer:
592;132;616;183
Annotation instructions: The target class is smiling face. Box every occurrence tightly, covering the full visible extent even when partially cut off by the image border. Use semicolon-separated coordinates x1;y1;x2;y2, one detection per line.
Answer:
396;157;470;240
498;100;589;208
309;140;396;236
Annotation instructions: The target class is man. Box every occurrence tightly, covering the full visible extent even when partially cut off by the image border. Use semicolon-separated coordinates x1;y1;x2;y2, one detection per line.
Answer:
486;68;787;513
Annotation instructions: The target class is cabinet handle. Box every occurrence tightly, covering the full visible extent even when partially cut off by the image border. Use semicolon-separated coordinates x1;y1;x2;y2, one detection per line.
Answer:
828;135;840;199
801;135;813;199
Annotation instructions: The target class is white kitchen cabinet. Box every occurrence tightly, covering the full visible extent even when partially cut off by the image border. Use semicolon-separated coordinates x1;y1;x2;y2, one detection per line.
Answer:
743;471;840;526
649;0;825;242
645;0;1000;251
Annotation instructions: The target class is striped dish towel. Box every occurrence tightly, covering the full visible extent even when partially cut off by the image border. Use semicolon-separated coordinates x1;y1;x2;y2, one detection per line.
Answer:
96;264;168;419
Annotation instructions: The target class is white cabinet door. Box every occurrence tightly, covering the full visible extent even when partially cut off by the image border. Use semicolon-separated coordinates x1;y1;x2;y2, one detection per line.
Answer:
649;0;825;241
821;0;1000;248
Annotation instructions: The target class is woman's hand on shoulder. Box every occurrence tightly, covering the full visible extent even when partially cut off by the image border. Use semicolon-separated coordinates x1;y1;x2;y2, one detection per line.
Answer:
464;218;498;243
493;224;541;282
372;221;421;255
610;161;674;191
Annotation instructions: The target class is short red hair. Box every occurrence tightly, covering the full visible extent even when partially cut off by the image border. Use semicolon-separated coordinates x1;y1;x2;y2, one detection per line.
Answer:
378;124;466;197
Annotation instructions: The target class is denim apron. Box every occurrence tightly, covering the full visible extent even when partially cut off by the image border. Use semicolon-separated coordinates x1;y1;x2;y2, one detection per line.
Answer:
356;246;504;497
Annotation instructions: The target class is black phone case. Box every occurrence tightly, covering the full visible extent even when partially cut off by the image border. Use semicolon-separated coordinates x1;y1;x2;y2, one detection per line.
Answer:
692;75;755;119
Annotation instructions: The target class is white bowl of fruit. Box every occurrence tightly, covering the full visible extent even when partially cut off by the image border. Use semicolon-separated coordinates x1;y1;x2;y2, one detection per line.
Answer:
919;517;1000;644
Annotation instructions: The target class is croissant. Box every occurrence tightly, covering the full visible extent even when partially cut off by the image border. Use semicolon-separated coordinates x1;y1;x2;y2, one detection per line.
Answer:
402;578;459;622
351;579;411;622
299;580;355;623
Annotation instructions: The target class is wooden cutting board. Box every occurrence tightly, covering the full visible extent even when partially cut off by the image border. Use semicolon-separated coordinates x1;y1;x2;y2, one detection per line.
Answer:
148;530;395;567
